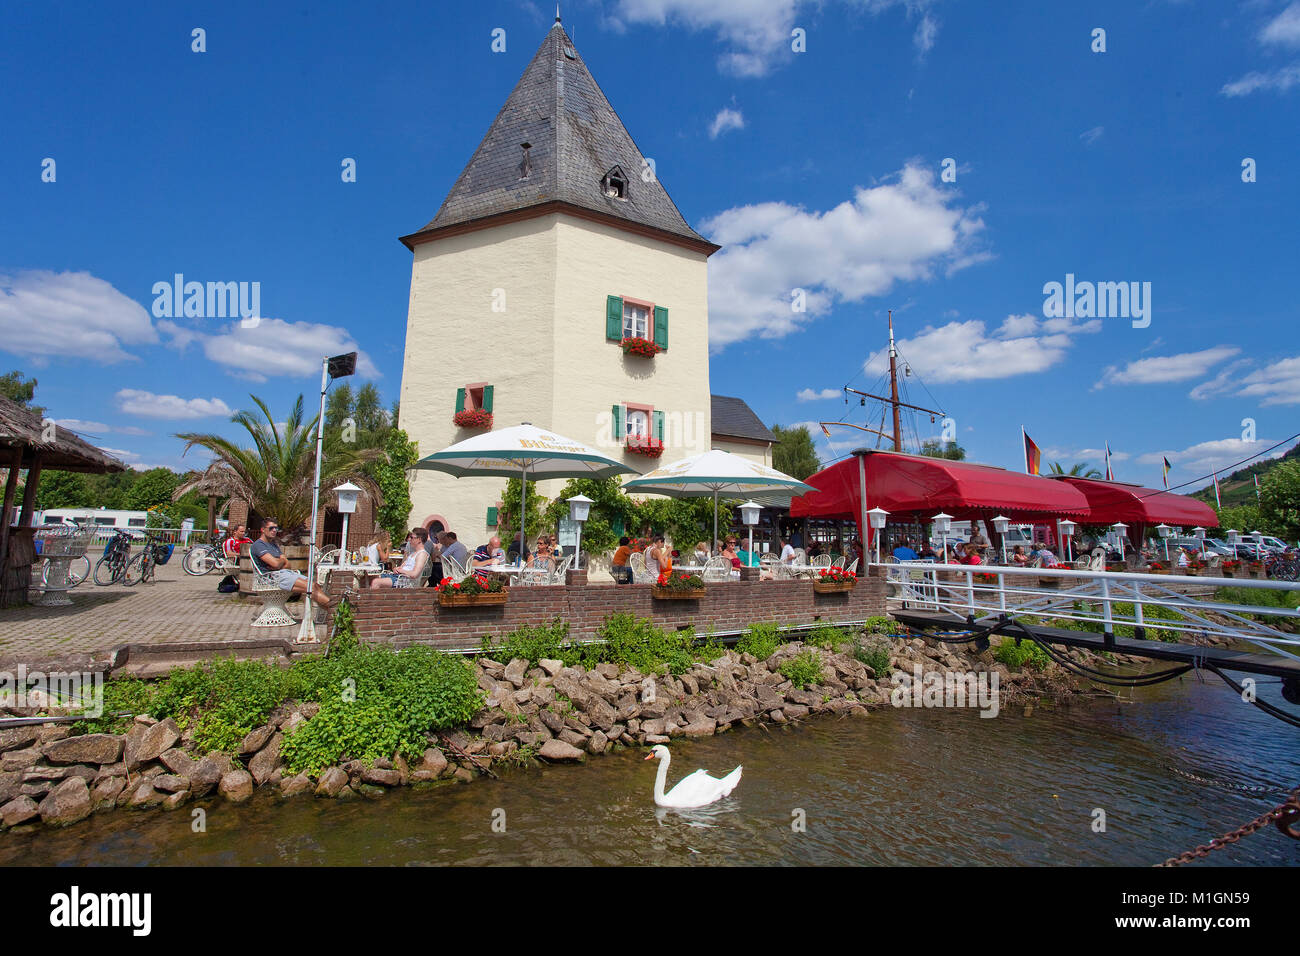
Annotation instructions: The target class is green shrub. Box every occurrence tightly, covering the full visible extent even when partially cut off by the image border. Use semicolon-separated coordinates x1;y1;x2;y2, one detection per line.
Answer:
779;649;824;688
736;621;781;660
804;625;847;650
852;634;893;677
993;637;1052;672
594;613;698;675
78;677;157;734
282;645;481;775
149;658;292;753
480;619;578;667
864;615;903;635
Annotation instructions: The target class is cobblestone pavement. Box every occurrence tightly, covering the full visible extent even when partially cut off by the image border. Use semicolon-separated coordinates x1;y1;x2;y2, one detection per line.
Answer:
0;559;310;669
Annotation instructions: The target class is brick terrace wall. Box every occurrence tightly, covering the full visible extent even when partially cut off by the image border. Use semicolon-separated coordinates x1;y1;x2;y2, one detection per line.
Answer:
329;569;887;650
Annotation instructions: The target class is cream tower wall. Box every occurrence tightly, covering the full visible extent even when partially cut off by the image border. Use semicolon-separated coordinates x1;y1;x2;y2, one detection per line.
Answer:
711;438;772;469
399;213;713;542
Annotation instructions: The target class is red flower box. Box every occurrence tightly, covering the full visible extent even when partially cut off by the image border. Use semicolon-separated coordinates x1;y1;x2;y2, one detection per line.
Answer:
626;436;665;458
621;337;661;358
453;409;493;429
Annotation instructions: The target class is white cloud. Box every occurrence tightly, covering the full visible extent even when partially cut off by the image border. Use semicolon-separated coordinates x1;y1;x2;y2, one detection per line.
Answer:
52;419;110;433
862;312;1101;384
160;318;378;383
1079;126;1104;146
704;163;987;350
115;389;233;420
1138;437;1286;475
913;14;938;54
708;106;745;139
608;0;936;77
1262;2;1300;47
1221;63;1300;95
1237;356;1300;406
0;270;157;363
796;387;841;402
100;446;141;461
1096;346;1241;388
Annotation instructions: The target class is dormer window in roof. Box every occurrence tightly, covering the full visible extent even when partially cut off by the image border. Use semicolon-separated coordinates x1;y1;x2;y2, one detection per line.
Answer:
601;165;628;201
518;142;533;180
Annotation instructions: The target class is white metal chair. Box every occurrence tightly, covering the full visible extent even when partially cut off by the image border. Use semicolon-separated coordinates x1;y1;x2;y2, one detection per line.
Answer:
630;551;655;584
250;566;296;627
845;558;859;575
393;553;433;589
442;554;467;581
831;556;846;570
702;556;732;583
549;554;574;584
810;554;831;569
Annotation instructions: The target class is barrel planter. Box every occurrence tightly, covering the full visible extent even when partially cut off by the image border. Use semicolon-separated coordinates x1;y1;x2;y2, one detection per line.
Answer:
439;589;508;608
651;587;705;601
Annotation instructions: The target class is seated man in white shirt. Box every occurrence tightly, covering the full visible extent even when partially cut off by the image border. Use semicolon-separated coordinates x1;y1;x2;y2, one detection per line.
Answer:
779;536;797;564
371;528;430;588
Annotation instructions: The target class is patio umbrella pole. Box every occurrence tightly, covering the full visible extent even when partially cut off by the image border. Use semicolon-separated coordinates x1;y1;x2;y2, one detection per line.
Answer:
713;488;719;551
520;462;527;563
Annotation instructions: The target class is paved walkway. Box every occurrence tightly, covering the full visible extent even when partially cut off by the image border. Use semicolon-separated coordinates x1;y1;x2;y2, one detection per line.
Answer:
0;561;312;670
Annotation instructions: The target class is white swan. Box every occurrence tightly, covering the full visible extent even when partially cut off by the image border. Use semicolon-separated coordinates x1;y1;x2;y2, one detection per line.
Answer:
645;744;742;808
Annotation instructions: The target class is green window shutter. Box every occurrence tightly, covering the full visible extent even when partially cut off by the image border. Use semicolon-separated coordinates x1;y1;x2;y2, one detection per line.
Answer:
653;306;669;350
606;295;624;340
653;410;665;441
612;517;625;536
487;506;498;527
611;403;624;441
482;385;494;412
455;387;466;413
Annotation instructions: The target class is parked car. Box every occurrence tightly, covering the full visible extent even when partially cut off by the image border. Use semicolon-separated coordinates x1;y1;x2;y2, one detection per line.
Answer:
1239;533;1288;555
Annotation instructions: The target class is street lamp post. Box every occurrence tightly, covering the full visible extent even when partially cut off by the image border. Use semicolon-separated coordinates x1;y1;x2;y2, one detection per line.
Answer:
933;512;952;564
299;351;357;645
1058;519;1076;563
992;514;1010;564
1111;522;1128;562
1192;526;1206;557
867;507;888;564
566;494;593;573
334;481;361;564
1156;523;1173;562
739;501;762;564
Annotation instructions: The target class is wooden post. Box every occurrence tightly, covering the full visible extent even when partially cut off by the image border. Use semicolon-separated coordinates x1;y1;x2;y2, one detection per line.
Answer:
207;495;217;540
17;452;41;527
0;446;23;571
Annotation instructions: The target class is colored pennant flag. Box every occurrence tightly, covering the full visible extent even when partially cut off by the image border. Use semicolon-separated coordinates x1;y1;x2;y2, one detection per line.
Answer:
1254;473;1261;501
1162;456;1172;489
1022;427;1041;476
820;423;832;439
1213;472;1222;509
1104;442;1114;481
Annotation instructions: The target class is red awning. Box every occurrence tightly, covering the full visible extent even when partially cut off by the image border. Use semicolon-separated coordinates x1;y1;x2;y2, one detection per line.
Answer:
790;451;1092;531
1046;476;1219;531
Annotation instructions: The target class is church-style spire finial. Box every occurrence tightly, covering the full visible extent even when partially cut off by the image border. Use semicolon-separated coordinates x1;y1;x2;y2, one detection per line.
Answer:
556;3;561;24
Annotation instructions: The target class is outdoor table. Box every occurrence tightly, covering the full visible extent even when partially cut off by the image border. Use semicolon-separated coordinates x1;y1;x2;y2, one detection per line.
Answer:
318;562;385;586
475;563;532;585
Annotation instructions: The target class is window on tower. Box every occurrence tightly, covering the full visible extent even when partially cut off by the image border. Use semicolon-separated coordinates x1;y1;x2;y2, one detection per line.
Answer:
601;166;627;200
625;408;649;439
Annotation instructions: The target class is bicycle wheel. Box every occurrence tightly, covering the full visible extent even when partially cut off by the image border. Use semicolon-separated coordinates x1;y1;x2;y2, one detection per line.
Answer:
122;553;146;586
183;546;215;575
45;555;91;588
93;557;120;586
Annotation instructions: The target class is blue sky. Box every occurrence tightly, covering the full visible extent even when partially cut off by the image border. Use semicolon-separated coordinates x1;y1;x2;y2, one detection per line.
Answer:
2;0;1297;492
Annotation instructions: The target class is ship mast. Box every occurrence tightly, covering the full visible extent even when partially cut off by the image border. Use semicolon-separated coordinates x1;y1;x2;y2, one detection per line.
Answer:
887;311;903;452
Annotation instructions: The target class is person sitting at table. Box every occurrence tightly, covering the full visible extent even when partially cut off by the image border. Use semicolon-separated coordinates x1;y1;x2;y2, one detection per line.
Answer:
472;535;505;570
721;538;741;568
892;537;919;561
958;543;983;565
778;535;796;565
1011;545;1030;566
437;531;470;573
364;530;391;567
692;541;711;564
645;534;672;577
223;524;251;561
371;528;429;588
611;536;632;584
530;535;556;572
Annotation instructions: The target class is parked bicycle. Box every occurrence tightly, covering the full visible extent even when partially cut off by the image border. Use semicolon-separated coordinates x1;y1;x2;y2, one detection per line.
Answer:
123;532;173;586
1265;551;1300;582
182;537;240;576
92;529;135;586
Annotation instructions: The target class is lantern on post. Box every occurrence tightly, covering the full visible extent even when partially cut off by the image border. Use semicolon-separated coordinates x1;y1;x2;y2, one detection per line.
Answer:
1111;522;1128;561
868;507;889;564
566;494;593;572
932;512;953;563
738;500;762;563
334;481;361;565
1192;526;1206;556
1155;523;1173;562
1057;519;1076;563
991;515;1011;564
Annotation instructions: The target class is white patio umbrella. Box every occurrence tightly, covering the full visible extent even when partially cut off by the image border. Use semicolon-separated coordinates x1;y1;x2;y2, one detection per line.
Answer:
621;449;814;550
413;423;636;560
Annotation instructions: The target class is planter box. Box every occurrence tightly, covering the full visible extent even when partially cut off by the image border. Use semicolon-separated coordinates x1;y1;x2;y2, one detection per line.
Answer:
439;589;508;607
812;580;856;594
1037;577;1061;589
651;587;705;600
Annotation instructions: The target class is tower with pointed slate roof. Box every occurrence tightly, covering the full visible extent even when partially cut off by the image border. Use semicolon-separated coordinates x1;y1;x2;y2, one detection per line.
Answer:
397;18;719;541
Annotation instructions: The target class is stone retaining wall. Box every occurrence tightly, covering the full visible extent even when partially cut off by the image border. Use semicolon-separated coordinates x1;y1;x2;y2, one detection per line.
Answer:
328;569;888;649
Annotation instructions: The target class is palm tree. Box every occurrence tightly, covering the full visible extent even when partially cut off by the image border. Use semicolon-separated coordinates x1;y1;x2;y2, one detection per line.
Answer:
175;394;385;540
1047;461;1103;478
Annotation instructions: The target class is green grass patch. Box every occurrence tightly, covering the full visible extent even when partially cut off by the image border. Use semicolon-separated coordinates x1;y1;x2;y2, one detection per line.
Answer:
779;649;824;688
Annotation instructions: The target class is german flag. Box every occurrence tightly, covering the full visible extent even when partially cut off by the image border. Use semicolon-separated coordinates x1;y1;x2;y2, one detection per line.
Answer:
1023;428;1042;476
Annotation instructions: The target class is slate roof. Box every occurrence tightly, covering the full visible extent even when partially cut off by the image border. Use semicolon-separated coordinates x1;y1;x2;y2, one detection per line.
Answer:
711;395;775;444
402;21;716;253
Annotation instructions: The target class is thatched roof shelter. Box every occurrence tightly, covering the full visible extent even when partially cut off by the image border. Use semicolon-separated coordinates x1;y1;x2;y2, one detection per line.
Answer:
0;394;127;474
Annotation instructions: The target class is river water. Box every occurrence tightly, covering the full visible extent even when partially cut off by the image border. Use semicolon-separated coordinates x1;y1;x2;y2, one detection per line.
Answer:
3;677;1297;866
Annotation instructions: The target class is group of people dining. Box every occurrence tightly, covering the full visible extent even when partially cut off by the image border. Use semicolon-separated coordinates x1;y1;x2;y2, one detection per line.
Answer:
360;527;568;589
608;532;868;584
